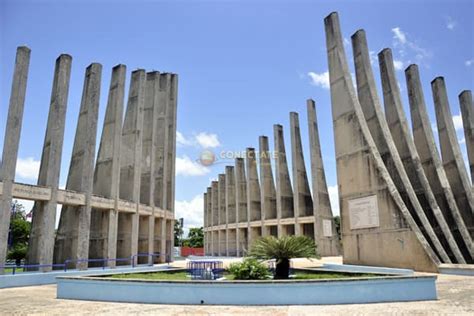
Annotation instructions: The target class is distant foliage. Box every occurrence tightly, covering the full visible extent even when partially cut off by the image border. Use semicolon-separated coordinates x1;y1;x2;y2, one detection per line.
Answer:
228;258;271;280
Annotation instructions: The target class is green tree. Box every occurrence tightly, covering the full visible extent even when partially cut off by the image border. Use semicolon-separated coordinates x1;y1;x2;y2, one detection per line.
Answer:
247;236;319;279
174;220;183;246
8;200;31;265
186;227;204;248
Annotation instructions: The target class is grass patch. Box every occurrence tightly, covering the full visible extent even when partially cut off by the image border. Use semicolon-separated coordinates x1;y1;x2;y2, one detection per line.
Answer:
108;270;189;280
104;269;383;281
4;267;24;274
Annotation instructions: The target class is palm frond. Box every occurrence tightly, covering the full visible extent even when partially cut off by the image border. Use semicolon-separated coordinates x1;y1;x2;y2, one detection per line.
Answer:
247;235;319;260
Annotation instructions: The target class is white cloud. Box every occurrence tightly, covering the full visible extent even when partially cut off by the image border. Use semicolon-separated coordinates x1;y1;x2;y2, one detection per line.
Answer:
446;16;457;30
459;137;466;145
175;155;210;176
393;59;404;71
328;185;340;216
16;157;40;180
369;50;377;66
452;114;463;131
195;132;220;148
343;37;350;47
465;59;474;67
392;27;407;45
176;131;192;146
391;26;432;67
175;194;204;235
308;71;330;89
176;131;221;149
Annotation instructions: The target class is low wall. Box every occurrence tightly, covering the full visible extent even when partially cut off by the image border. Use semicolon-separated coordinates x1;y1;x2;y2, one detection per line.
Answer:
0;265;170;289
57;275;437;305
181;247;204;257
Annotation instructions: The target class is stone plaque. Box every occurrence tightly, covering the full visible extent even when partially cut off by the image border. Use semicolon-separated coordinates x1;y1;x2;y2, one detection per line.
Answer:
348;195;379;229
323;219;332;237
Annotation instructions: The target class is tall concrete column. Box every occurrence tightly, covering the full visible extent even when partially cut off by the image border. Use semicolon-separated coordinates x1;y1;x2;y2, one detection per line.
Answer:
28;54;72;268
246;148;261;247
273;124;294;237
259;136;277;226
352;30;449;263
406;65;473;260
235;158;247;255
54;63;102;269
88;64;126;267
290;112;313;235
203;192;208;254
0;46;30;272
225;166;236;255
211;181;218;255
432;78;474;238
218;174;226;255
324;12;439;272
379;50;467;263
153;74;171;210
164;74;178;214
140;71;162;263
206;186;212;255
459;91;474;184
307;100;341;256
117;69;146;266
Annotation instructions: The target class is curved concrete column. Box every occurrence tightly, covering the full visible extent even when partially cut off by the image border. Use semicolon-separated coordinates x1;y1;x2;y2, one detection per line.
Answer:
459;90;474;184
28;54;72;268
378;49;466;263
307;99;341;256
352;30;449;263
325;12;439;272
432;78;474;238
406;65;474;261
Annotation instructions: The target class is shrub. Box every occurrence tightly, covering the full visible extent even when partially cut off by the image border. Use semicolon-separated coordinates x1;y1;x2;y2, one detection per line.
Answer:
247;236;319;279
228;258;271;280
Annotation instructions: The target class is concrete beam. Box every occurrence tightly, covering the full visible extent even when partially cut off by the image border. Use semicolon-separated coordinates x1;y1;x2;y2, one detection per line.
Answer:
406;65;473;261
290;112;313;235
324;12;439;272
352;30;449;263
0;46;31;272
117;69;146;265
259;136;277;226
379;49;467;263
459;91;474;184
273;124;294;237
307;99;341;256
54;63;102;270
246;148;261;247
28;54;72;268
88;64;126;267
432;78;474;237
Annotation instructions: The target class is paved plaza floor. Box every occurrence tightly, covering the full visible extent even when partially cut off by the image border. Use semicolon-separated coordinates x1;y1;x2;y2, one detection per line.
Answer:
1;258;473;315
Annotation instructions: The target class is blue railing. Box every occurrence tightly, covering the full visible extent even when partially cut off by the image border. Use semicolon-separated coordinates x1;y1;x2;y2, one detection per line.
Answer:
1;252;162;275
186;260;224;280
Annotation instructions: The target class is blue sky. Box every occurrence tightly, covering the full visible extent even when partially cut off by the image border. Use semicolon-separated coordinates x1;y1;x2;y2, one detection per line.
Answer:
1;0;473;232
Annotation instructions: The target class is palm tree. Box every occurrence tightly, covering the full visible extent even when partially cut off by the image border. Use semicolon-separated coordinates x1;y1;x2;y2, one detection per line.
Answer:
247;236;319;279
